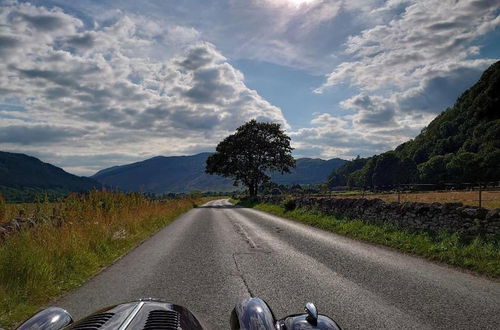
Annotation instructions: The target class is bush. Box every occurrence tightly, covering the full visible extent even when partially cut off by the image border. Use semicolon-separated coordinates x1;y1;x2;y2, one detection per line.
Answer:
283;198;296;211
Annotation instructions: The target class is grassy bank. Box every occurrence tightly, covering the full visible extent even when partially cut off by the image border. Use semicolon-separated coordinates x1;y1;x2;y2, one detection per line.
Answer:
233;199;500;278
0;192;217;328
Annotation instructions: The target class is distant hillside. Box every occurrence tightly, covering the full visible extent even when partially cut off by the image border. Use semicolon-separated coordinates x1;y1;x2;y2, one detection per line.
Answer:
92;153;234;193
329;61;500;188
92;153;346;193
271;157;346;185
0;151;100;201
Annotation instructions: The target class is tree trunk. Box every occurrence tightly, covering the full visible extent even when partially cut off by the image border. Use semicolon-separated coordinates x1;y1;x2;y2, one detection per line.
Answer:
249;184;256;197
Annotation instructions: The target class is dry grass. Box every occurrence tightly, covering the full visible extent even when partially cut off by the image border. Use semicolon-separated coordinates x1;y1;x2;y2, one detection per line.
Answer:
1;202;52;223
331;190;500;209
0;191;216;328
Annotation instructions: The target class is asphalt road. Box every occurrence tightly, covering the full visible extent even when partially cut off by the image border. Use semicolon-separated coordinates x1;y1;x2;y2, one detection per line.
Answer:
54;199;500;329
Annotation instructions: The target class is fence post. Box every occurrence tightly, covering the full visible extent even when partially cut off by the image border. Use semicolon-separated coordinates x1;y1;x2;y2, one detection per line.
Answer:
478;182;482;208
397;184;401;203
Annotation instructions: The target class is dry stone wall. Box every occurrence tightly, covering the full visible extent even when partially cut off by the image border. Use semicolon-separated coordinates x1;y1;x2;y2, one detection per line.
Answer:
260;196;500;238
0;214;64;242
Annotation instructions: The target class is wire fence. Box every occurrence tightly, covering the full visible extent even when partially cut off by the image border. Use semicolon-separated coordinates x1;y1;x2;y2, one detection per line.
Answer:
286;182;500;209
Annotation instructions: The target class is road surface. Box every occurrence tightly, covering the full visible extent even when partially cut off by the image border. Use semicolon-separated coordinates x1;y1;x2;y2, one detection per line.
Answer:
54;199;500;329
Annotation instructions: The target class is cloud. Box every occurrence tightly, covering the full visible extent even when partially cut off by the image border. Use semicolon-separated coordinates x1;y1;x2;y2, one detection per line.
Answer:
291;113;404;160
0;125;87;144
65;32;95;48
73;0;353;73
0;1;288;174
340;94;397;128
317;0;500;92
293;0;499;161
397;66;485;113
1;0;498;175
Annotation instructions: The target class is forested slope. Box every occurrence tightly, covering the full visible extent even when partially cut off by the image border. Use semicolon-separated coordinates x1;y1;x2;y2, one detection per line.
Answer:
0;151;100;201
329;61;500;188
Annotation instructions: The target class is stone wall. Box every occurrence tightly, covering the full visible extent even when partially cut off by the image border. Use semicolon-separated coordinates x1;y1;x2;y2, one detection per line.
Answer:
259;196;500;238
0;214;64;242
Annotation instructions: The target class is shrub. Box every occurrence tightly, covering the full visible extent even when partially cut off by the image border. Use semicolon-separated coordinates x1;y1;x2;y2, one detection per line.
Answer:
283;198;296;211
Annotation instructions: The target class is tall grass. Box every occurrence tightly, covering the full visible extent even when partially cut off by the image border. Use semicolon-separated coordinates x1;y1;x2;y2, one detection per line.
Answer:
0;191;215;328
234;200;500;278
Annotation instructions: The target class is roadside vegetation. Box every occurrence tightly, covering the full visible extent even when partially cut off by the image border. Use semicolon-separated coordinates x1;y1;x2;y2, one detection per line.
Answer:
0;191;216;328
232;199;500;278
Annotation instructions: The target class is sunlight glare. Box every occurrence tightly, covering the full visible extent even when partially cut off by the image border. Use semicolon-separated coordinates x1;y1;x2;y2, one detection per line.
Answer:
271;0;317;7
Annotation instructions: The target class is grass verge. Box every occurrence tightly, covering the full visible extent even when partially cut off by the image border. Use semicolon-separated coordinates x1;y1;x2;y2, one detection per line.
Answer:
0;192;219;328
232;199;500;278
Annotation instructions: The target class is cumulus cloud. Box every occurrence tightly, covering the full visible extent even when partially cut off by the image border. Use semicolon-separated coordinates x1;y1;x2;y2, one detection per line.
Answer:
290;113;404;160
397;66;485;113
0;125;87;145
0;2;288;174
318;0;500;91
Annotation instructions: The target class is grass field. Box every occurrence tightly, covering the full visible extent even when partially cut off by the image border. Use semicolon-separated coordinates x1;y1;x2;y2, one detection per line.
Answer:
0;191;216;328
233;199;500;278
322;190;500;209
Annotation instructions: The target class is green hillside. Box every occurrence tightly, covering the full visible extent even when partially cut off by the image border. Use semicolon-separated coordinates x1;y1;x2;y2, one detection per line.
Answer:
329;61;500;188
0;151;100;201
92;153;346;193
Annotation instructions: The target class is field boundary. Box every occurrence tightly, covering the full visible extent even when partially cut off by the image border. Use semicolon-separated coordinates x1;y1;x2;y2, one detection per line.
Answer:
232;199;500;278
259;195;500;239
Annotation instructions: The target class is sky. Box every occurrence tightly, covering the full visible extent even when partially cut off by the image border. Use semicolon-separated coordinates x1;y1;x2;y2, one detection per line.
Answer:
0;0;499;176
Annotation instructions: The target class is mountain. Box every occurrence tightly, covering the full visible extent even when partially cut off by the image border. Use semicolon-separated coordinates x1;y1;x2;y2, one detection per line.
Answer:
0;151;100;201
271;157;346;185
328;61;500;188
92;153;346;193
93;153;234;193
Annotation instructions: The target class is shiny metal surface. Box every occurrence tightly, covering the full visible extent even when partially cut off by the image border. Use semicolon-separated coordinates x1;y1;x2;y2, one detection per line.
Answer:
281;314;342;330
305;302;318;323
230;297;276;330
16;307;73;330
117;301;144;330
66;299;204;330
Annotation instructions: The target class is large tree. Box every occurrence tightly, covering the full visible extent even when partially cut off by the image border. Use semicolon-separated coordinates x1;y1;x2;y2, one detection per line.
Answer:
206;120;295;197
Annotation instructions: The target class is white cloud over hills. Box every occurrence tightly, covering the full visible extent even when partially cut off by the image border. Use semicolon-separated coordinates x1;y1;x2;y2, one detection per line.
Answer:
0;0;498;175
0;2;287;174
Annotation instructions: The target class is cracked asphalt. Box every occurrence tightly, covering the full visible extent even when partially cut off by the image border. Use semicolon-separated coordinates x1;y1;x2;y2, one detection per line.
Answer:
53;199;500;329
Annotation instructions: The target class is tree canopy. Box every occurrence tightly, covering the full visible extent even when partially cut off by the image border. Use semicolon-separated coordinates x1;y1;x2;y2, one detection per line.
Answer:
206;120;295;196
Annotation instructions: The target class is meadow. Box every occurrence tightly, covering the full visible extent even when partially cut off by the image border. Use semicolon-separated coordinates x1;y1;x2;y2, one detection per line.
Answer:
0;191;215;328
322;190;500;209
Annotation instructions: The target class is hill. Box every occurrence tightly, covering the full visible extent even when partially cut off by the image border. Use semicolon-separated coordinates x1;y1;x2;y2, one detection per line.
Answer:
0;151;100;201
271;157;346;185
329;61;500;188
92;153;234;193
92;153;346;193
